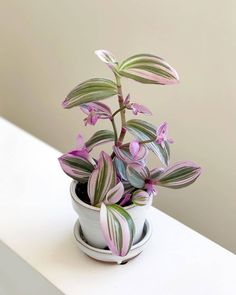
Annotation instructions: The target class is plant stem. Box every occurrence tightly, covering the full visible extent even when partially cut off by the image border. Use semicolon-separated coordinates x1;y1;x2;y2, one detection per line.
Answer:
112;105;126;118
139;138;156;144
110;117;118;143
115;74;126;145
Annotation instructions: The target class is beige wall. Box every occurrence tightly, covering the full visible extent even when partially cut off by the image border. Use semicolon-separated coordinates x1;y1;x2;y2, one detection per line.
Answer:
1;1;236;253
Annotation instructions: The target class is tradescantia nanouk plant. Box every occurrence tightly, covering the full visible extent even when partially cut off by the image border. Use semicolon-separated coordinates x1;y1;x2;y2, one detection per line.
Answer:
59;50;202;257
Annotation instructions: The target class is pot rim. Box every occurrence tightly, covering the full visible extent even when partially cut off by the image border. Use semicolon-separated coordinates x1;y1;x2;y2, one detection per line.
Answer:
70;180;136;211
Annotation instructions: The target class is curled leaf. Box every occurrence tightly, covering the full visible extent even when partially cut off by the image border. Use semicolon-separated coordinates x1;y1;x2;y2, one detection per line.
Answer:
126;119;170;166
95;49;118;72
105;182;124;205
113;143;148;165
132;190;151;206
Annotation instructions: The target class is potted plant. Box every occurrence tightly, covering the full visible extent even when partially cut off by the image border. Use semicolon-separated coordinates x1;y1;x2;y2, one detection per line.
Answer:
59;50;201;263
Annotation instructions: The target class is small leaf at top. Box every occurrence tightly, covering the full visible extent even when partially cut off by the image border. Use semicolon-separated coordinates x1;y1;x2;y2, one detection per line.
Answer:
95;49;118;72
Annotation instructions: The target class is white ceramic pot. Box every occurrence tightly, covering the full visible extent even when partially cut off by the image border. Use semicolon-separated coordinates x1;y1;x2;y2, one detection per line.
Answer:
70;180;152;249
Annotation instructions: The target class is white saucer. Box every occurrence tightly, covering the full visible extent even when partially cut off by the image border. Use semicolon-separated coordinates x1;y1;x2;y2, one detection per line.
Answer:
74;219;152;264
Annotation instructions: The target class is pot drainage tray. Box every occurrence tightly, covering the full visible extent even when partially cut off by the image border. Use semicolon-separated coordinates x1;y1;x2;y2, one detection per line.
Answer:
74;218;152;264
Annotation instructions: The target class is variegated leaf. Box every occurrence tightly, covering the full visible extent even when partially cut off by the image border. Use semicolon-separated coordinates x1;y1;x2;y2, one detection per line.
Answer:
100;203;135;257
155;161;202;189
114;157;128;181
150;167;164;180
105;182;124;205
126;119;170;166
118;53;179;85
85;130;115;151
126;163;150;188
62;78;118;108
132;190;151;206
122;181;136;194
58;153;94;182
113;143;148;165
80;102;112;119
88;152;116;205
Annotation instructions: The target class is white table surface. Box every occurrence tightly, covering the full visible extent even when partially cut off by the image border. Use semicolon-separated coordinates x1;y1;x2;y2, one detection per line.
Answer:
0;116;236;295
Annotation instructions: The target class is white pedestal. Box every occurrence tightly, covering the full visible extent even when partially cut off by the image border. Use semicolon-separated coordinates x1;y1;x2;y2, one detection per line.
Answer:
0;117;236;295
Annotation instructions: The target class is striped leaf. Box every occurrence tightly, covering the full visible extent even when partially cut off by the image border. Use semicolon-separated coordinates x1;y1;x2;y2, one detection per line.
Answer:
100;203;135;257
85;130;115;151
126;163;150;188
150;167;164;179
80;102;112;119
62;78;118;108
132;190;151;206
114;157;128;181
113;143;148;165
58;153;94;182
118;54;179;85
126;119;170;166
105;182;124;205
88;152;116;206
155;161;202;189
122;181;136;194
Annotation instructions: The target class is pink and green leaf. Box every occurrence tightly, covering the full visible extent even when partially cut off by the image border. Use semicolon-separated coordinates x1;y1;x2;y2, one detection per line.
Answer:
100;203;135;257
126;119;170;166
126;163;150;188
113;143;148;165
85;130;115;151
118;53;179;85
80;102;112;119
58;153;94;182
114;157;128;181
62;78;118;108
132;190;151;206
88;152;116;205
155;161;202;189
105;182;124;205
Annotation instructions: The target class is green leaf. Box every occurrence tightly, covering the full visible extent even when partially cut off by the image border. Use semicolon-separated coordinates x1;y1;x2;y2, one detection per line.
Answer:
126;119;170;166
62;78;118;108
85;130;115;151
100;203;135;257
118;54;179;85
